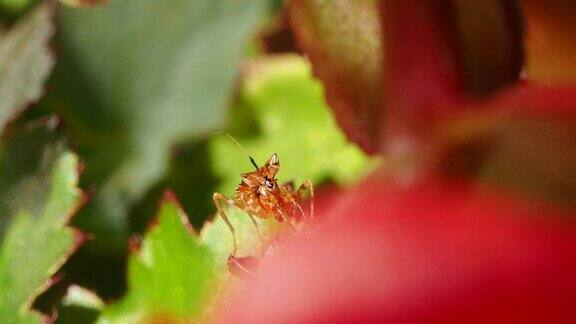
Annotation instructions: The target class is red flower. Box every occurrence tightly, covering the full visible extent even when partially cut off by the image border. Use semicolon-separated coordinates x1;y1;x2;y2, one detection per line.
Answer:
226;179;576;323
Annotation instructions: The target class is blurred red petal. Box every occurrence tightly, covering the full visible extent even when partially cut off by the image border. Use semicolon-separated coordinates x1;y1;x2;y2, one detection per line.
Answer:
486;83;576;121
225;178;576;323
429;83;576;205
381;0;465;156
382;0;463;112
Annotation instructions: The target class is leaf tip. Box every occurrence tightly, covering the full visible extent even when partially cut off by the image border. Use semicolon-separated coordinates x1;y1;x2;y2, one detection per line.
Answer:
161;189;181;207
128;234;143;253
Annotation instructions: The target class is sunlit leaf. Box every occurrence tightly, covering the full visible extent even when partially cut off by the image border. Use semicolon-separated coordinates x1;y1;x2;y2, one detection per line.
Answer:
201;204;280;270
0;121;82;323
209;55;375;198
98;194;216;323
0;2;55;134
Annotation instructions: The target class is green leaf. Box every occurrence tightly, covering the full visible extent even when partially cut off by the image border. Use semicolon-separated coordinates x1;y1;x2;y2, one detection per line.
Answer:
101;193;278;323
0;2;55;134
209;55;375;197
0;121;82;323
0;0;35;15
98;194;216;323
44;0;270;251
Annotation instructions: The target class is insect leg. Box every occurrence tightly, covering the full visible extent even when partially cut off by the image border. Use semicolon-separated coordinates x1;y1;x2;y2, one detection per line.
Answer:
213;192;238;255
295;179;315;222
276;206;296;231
283;181;295;193
291;195;308;223
244;211;263;242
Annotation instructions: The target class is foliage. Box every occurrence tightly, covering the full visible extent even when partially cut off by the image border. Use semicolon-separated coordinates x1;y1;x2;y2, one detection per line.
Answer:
209;55;375;197
44;0;271;253
2;0;576;323
56;285;104;324
100;190;288;322
98;196;216;323
289;0;383;153
0;122;82;323
0;2;54;134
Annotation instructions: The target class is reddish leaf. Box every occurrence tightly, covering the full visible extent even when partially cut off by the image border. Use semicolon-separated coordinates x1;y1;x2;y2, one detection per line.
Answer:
521;0;576;83
452;0;523;95
289;0;383;154
290;1;524;157
224;177;576;323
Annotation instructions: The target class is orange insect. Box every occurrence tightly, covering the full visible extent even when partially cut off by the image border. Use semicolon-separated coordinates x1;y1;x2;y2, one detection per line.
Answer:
212;142;314;256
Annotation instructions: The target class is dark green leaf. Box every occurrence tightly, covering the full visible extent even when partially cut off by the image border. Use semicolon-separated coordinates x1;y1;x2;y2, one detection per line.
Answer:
44;0;269;251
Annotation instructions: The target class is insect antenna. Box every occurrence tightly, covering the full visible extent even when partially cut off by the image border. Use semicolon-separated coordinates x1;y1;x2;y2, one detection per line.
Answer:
248;156;259;170
211;131;259;170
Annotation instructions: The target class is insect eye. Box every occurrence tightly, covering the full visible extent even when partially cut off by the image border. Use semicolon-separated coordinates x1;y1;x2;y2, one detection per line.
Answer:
266;180;275;189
